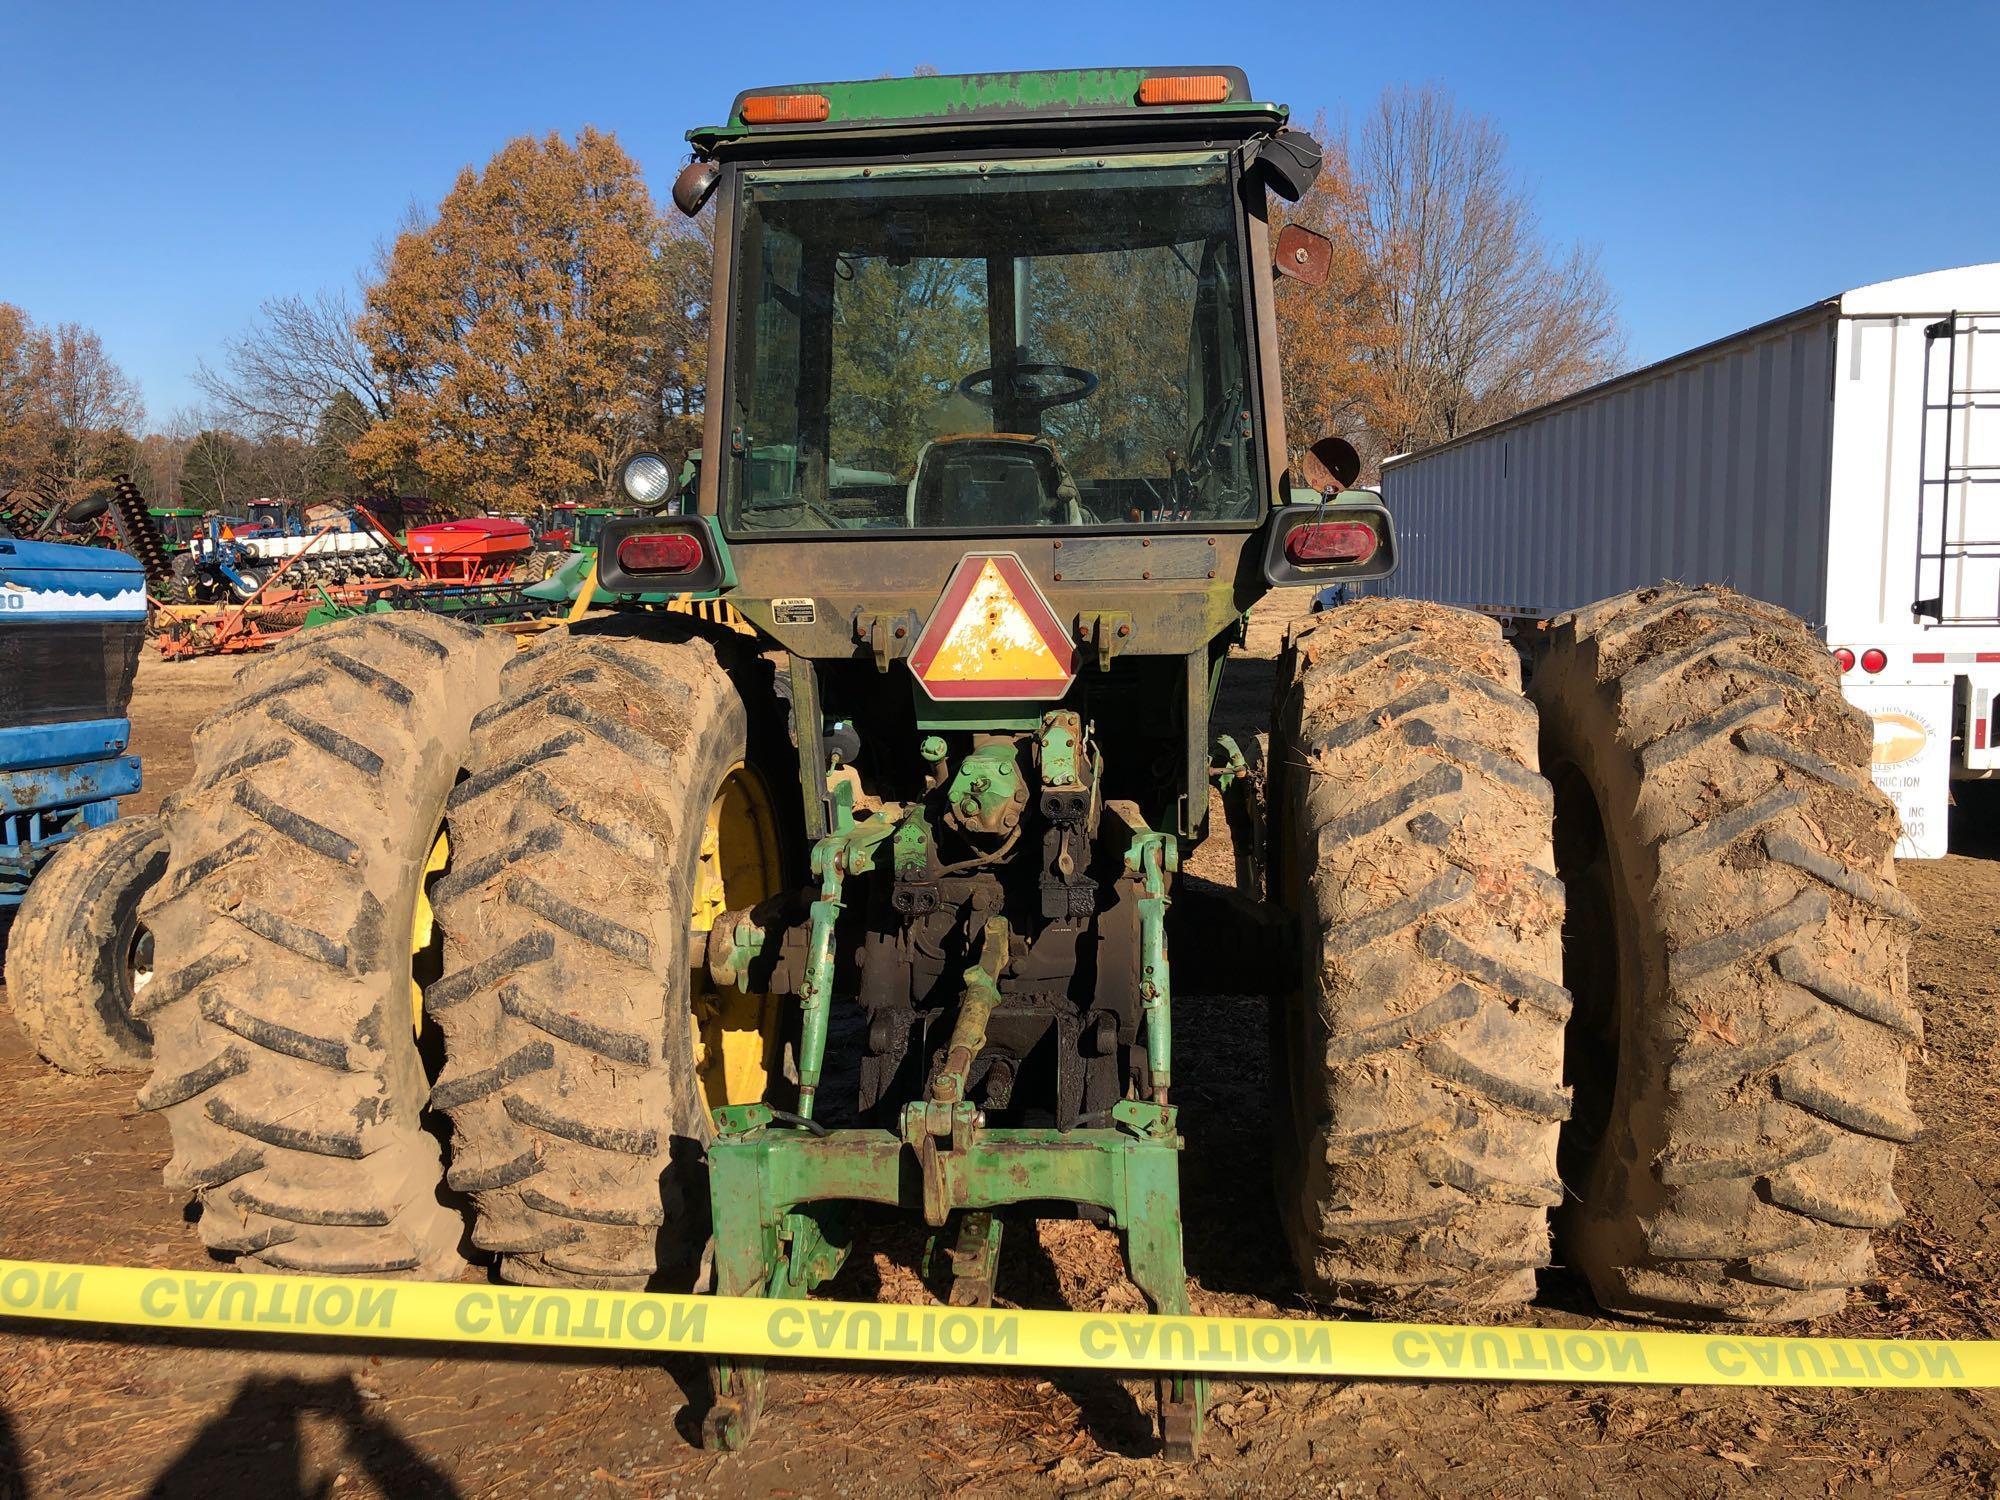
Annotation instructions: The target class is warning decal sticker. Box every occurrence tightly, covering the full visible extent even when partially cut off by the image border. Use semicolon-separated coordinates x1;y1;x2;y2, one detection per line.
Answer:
909;553;1076;701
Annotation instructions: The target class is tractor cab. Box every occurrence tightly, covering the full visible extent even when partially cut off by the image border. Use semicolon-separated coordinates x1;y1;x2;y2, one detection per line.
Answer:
718;143;1258;532
245;499;303;536
147;507;204;554
608;67;1390;841
571;505;615;552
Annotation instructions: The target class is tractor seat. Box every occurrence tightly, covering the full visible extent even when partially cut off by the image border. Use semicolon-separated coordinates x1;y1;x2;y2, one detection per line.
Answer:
907;435;1083;529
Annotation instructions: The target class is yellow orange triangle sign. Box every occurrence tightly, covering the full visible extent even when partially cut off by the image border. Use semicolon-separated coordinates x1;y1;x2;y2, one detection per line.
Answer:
909;553;1076;701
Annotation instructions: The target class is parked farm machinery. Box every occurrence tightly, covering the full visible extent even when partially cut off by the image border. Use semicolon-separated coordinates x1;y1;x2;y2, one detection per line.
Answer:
141;67;1918;1461
0;537;164;1075
166;512;405;603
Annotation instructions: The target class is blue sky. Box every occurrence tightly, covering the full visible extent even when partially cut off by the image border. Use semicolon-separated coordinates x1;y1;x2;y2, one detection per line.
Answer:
2;0;1995;426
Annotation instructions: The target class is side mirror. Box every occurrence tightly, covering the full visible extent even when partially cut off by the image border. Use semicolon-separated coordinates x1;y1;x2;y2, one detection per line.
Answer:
1302;435;1361;493
673;159;721;218
1261;496;1397;587
1274;224;1333;288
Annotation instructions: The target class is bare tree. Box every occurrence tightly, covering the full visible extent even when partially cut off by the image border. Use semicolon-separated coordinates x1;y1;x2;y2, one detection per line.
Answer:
132;413;200;506
1352;85;1622;455
194;288;386;498
178;427;261;511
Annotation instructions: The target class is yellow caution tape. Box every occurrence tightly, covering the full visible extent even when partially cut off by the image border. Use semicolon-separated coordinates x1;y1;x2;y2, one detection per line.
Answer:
0;1257;1991;1387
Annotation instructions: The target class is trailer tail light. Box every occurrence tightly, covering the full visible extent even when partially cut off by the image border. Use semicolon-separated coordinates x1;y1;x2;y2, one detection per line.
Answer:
1834;647;1856;672
616;532;703;575
1861;648;1888;674
1137;74;1232;105
1284;520;1379;566
741;93;830;124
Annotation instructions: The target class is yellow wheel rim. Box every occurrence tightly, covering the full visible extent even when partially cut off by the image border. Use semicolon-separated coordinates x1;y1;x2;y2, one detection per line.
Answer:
411;827;450;1036
689;762;785;1108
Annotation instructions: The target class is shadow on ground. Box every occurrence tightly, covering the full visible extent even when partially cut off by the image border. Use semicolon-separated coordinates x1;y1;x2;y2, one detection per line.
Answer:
142;1374;457;1499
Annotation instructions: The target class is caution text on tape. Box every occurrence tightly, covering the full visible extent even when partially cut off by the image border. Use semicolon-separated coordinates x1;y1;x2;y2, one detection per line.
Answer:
0;1258;1989;1389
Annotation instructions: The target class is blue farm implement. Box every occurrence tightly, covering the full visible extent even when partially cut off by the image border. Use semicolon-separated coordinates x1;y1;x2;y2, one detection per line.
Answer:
1;536;166;1074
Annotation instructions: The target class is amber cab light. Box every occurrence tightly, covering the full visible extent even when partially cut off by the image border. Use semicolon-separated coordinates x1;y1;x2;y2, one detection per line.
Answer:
1137;74;1231;105
1833;647;1856;672
616;532;703;574
1861;648;1888;674
741;93;831;124
1284;520;1378;566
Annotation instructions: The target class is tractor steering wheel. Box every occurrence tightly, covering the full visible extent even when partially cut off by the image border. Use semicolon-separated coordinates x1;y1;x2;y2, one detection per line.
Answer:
958;363;1100;413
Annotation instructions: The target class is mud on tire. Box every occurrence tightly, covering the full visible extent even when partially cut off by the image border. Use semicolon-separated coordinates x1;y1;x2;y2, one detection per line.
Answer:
429;626;767;1289
1531;584;1918;1322
1269;599;1571;1312
140;615;509;1276
3;814;167;1074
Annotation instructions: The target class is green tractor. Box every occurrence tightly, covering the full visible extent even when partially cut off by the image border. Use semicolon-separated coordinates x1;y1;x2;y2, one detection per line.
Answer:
141;67;1915;1457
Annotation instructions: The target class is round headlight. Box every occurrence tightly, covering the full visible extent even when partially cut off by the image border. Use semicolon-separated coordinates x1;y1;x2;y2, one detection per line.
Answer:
620;452;675;508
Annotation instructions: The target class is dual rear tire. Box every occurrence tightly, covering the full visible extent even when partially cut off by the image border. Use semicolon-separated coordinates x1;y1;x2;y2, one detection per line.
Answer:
141;614;509;1276
145;586;1916;1325
1533;586;1914;1320
1270;588;1917;1320
142;616;780;1286
428;627;783;1289
1269;600;1569;1312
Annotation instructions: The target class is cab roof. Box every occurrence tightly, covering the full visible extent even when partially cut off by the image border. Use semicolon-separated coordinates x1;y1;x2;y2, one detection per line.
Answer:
689;66;1286;157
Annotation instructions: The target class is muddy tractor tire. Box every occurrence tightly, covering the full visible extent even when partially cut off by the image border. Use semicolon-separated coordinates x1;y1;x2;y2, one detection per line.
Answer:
430;626;787;1290
3;815;167;1074
1531;585;1918;1322
140;615;510;1276
523;550;567;584
1269;599;1571;1312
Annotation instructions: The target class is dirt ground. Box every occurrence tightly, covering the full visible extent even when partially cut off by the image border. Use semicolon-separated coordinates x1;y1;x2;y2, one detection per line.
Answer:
3;601;1999;1497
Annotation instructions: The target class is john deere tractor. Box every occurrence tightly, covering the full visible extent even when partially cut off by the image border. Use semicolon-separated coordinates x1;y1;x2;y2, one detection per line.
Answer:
141;68;1916;1458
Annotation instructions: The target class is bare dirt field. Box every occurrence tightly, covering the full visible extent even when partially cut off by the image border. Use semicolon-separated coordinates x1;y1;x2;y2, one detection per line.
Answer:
2;605;1998;1498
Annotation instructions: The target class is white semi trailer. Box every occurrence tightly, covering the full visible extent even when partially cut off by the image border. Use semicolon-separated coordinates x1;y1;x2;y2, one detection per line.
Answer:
1373;263;2000;857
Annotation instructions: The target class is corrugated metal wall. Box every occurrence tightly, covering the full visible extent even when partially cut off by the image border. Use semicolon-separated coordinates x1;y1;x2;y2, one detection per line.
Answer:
1372;306;1840;628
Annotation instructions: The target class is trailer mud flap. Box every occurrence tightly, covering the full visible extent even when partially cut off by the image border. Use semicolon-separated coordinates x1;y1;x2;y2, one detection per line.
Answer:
0;1257;1994;1390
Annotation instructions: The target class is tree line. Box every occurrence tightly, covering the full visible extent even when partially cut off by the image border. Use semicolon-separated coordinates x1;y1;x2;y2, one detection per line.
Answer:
0;84;1619;520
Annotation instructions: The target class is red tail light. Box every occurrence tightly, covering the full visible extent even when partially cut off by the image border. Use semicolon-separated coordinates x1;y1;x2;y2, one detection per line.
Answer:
616;532;703;574
1861;648;1887;674
1284;520;1379;566
1834;647;1856;672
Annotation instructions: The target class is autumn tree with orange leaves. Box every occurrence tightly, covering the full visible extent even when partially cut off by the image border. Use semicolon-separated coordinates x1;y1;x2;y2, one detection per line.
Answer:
1271;135;1397;478
355;129;657;511
0;302;145;511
